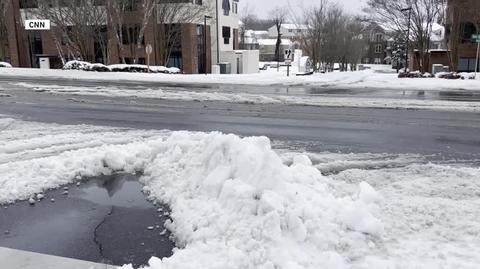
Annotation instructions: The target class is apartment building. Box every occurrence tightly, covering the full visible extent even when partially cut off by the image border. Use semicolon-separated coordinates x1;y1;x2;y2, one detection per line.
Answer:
447;0;479;72
3;0;224;74
209;0;240;64
362;23;388;65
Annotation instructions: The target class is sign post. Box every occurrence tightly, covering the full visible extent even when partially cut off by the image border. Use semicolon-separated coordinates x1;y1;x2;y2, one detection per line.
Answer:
146;44;153;73
472;34;480;79
285;49;293;77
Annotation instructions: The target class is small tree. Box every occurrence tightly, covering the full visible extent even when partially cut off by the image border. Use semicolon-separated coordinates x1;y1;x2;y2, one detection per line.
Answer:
270;7;288;62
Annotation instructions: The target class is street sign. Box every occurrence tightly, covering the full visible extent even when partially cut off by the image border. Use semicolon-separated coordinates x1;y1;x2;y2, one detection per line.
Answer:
146;44;153;73
145;44;153;55
284;49;293;60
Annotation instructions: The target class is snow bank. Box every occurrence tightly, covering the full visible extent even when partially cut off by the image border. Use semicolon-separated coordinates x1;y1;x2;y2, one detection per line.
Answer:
0;117;383;269
0;62;12;68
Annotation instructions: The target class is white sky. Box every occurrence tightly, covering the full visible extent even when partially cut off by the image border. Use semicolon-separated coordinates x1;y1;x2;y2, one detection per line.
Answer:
243;0;367;18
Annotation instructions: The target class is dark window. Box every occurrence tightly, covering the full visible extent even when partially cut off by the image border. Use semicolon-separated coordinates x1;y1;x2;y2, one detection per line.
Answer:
458;58;478;72
93;0;106;6
121;25;144;45
222;26;231;45
222;0;230;16
125;0;141;11
462;22;477;43
19;0;38;8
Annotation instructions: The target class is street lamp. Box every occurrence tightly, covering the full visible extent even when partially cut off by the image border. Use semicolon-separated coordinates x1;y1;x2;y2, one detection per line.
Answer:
204;15;212;75
401;6;412;73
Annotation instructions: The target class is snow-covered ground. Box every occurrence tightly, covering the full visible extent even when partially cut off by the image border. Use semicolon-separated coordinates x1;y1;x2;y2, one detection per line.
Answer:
12;82;480;113
1;65;480;91
1;116;479;268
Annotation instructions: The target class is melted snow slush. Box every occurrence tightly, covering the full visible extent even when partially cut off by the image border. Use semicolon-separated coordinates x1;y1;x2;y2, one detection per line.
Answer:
0;173;175;268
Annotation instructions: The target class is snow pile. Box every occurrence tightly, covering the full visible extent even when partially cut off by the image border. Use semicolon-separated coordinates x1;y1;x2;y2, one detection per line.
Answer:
62;60;181;74
134;133;383;269
0;62;13;68
0;117;383;269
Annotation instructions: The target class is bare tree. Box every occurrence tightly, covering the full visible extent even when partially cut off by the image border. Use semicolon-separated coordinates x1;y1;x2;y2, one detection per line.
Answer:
365;0;444;73
106;0;156;64
33;0;108;64
0;0;10;61
155;0;211;66
270;7;288;62
300;0;368;72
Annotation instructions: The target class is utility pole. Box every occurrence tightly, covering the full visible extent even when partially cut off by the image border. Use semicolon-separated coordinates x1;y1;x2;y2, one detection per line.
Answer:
401;6;413;73
204;15;212;75
215;0;220;64
475;34;480;79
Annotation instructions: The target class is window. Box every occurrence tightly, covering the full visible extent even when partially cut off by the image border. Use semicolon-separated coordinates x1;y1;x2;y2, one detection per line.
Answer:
232;1;238;14
121;25;144;45
462;22;477;43
458;58;478;72
194;0;203;5
222;0;230;16
125;0;141;11
375;33;383;42
93;0;106;6
222;26;231;44
375;44;383;53
19;0;38;8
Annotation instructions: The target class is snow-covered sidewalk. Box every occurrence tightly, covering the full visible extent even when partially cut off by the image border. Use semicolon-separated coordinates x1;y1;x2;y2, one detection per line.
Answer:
1;66;480;91
1;116;479;269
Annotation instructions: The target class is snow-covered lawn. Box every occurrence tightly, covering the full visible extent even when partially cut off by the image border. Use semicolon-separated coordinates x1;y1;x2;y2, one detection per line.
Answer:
1;116;479;268
1;66;480;91
12;82;480;113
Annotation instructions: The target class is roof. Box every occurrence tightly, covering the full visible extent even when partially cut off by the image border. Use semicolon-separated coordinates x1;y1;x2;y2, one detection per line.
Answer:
281;24;308;30
258;39;293;46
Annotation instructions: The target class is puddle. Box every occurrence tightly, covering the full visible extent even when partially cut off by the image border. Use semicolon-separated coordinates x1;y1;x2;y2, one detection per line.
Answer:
0;173;175;268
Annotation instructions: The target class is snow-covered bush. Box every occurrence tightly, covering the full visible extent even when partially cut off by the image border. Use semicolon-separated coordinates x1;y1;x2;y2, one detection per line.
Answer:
436;72;461;80
458;72;476;80
63;61;181;74
0;62;13;68
109;64;150;73
86;63;111;72
63;60;91;71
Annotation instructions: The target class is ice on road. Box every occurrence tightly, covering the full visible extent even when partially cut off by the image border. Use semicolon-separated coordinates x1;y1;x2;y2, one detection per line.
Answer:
0;116;479;268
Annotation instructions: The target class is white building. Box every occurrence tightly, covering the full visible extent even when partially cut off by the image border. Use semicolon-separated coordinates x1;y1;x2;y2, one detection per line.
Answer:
208;0;241;64
267;24;308;39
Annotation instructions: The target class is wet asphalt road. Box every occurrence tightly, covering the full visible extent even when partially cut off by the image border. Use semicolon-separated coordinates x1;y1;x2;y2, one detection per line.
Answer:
0;174;174;267
0;78;480;161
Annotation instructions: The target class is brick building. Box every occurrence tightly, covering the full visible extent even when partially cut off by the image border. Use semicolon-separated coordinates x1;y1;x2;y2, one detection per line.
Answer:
2;0;239;74
362;23;388;65
446;0;480;72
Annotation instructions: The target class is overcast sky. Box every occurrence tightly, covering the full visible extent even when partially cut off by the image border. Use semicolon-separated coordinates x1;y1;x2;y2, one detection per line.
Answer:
243;0;367;18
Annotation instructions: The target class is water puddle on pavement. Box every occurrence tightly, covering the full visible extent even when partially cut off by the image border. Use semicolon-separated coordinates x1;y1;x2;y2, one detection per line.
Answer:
0;173;174;268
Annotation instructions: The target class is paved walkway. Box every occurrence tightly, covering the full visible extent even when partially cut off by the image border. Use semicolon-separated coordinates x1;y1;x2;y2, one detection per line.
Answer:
0;247;116;269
